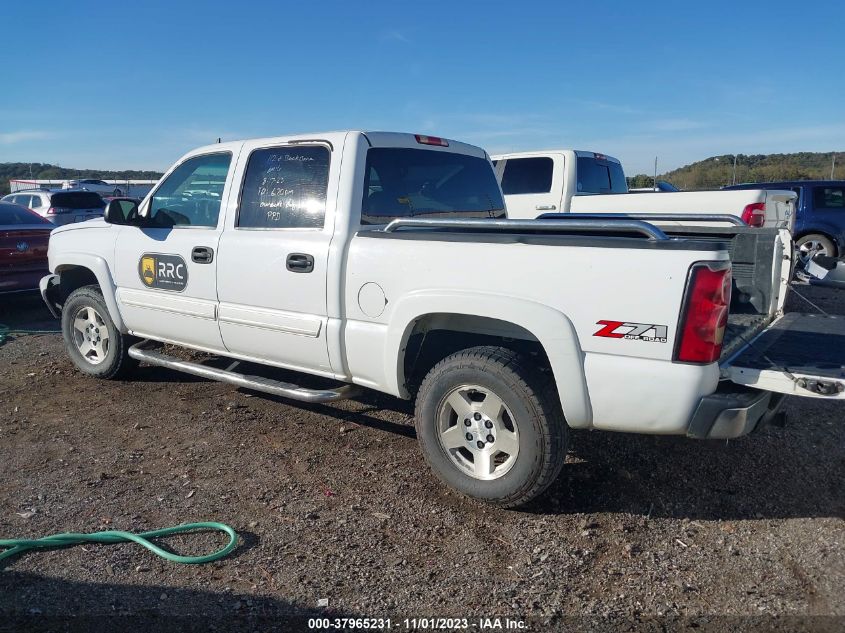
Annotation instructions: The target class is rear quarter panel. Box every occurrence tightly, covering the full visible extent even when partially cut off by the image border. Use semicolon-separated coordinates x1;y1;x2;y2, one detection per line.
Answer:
342;232;726;432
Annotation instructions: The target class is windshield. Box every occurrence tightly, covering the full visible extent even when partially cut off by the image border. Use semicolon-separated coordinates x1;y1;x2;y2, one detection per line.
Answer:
361;148;505;225
50;192;106;209
576;157;628;194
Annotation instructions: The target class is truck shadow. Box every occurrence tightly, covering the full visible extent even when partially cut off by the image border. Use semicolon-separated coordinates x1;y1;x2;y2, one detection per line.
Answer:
132;362;843;521
540;401;844;520
0;571;355;632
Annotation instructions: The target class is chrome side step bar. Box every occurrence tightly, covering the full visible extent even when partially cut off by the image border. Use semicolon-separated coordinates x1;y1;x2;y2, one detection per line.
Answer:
128;341;361;403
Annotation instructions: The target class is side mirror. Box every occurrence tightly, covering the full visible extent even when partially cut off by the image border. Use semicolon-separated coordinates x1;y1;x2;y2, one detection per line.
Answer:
104;198;141;225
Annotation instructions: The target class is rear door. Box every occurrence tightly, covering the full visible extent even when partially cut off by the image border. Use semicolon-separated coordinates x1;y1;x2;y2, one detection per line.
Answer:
113;151;236;351
498;155;563;218
215;140;335;375
723;312;845;399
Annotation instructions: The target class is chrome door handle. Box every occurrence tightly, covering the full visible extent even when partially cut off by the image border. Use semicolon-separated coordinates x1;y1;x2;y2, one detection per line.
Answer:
535;204;557;211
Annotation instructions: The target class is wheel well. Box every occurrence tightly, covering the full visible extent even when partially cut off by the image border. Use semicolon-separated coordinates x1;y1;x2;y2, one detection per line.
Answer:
56;265;99;304
402;314;552;396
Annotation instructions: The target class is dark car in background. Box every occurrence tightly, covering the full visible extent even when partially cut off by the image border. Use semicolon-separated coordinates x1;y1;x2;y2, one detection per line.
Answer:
724;180;845;266
0;189;105;226
0;202;53;294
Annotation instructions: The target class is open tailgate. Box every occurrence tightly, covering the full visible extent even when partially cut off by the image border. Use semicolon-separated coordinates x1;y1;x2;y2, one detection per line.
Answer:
723;312;845;398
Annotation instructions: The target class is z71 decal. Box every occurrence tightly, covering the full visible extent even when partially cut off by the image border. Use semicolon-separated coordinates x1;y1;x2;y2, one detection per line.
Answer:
138;253;188;291
594;320;668;343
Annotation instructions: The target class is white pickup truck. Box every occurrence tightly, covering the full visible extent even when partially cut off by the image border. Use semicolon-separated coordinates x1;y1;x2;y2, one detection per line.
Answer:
492;150;796;228
40;131;843;508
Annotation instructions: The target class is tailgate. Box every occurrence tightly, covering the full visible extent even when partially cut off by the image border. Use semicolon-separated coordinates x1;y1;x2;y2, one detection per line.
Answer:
723;312;845;398
764;189;797;231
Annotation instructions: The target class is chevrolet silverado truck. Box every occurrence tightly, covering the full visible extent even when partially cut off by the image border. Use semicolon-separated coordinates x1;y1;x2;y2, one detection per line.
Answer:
492;150;796;228
40;131;844;508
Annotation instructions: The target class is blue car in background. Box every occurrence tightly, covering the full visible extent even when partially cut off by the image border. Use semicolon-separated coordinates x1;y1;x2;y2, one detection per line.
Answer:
724;180;845;266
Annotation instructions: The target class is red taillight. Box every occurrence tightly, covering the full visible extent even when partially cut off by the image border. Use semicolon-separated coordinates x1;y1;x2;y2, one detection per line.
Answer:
741;202;765;227
47;207;57;215
675;263;732;363
414;134;449;147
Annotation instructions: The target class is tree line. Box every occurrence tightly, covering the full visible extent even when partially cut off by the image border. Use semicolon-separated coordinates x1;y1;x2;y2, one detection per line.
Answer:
627;152;842;190
0;162;164;196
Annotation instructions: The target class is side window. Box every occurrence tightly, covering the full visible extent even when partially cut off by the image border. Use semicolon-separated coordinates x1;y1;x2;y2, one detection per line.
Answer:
813;187;845;210
500;157;554;195
237;145;330;229
29;195;43;209
149;152;232;227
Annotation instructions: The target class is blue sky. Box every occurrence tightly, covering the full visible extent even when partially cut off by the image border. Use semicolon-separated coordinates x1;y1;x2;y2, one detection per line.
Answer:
2;0;843;174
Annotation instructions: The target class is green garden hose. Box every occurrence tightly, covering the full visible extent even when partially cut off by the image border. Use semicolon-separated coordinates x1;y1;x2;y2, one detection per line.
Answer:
0;522;238;565
0;323;60;346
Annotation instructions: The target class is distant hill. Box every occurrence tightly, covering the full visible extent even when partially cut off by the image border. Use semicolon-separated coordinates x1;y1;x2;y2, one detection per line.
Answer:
627;152;843;190
1;162;164;196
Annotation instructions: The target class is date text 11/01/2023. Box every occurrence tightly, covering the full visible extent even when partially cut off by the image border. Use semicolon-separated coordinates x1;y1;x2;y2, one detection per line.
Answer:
307;617;527;630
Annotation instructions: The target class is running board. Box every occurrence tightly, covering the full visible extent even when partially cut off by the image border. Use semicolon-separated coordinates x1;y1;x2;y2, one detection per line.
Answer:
128;341;361;403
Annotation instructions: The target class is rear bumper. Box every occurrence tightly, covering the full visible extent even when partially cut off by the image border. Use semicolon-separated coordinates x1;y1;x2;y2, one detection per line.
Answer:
687;383;785;439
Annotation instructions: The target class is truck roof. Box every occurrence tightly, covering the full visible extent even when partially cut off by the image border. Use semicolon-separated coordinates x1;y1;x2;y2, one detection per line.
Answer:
186;131;488;160
490;149;623;165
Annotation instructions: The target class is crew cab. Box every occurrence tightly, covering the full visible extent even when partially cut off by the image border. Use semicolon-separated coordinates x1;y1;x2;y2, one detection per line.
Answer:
492;150;796;229
40;131;844;508
724;180;845;267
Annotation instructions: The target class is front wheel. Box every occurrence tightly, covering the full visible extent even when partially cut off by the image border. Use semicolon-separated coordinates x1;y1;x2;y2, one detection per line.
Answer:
414;346;568;508
62;285;138;379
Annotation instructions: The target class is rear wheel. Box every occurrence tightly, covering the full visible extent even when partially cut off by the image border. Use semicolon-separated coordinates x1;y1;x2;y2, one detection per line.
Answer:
796;234;835;268
113;188;123;197
414;346;567;508
62;285;138;379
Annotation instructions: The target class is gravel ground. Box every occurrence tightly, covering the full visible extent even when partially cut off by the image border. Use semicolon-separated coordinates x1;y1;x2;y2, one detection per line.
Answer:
0;287;842;632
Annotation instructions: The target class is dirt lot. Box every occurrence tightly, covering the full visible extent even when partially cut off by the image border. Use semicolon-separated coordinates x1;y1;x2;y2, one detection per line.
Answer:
0;287;843;631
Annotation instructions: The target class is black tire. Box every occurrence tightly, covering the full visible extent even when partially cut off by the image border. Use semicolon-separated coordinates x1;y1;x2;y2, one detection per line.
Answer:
113;188;123;197
796;234;836;267
414;346;568;508
62;285;139;380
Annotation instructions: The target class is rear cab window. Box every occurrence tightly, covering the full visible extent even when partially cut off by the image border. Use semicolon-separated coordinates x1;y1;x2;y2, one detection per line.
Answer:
500;157;554;195
361;148;504;225
575;156;628;194
237;145;330;229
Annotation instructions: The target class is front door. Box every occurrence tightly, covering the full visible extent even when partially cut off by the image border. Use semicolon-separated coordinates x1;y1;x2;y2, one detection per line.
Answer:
215;141;335;376
113;151;236;351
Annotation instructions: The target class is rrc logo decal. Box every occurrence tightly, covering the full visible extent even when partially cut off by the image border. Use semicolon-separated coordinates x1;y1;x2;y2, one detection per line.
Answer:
138;253;188;291
594;320;668;343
